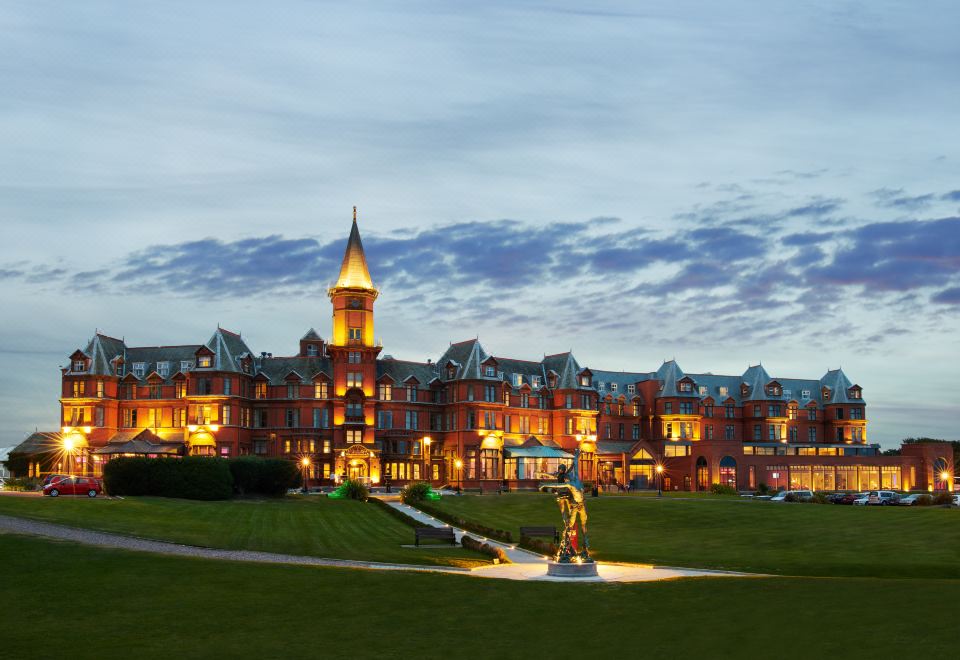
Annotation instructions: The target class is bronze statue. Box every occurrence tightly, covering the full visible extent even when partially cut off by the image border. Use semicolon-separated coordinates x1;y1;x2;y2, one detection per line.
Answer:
539;447;592;563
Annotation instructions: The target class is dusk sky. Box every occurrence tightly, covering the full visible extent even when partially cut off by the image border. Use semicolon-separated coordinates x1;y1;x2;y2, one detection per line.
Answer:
2;1;958;448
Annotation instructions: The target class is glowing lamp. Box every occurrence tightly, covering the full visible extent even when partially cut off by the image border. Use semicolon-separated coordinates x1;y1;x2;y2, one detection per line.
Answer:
187;425;198;433
454;459;463;470
941;471;951;482
655;464;664;474
82;426;92;434
423;436;432;446
301;457;311;467
208;425;219;432
63;437;75;451
62;426;72;434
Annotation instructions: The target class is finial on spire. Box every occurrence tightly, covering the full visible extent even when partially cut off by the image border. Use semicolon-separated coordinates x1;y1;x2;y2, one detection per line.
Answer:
353;205;357;222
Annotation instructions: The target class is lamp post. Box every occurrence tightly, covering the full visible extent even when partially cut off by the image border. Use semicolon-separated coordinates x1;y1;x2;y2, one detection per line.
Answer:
63;436;75;477
300;457;311;494
454;458;463;493
423;436;431;483
656;463;664;497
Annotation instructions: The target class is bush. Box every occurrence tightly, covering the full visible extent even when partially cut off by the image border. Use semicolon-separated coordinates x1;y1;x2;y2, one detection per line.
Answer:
756;482;769;495
342;479;369;501
400;482;433;503
915;494;934;506
784;492;798;503
2;477;42;492
932;492;953;506
520;535;557;557
810;492;830;504
710;483;738;496
228;457;300;497
103;457;233;500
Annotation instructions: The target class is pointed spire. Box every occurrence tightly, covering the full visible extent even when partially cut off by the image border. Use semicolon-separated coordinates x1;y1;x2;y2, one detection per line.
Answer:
333;208;374;290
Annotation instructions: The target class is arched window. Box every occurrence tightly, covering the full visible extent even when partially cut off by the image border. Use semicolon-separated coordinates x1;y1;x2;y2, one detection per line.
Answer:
719;456;737;488
696;456;709;491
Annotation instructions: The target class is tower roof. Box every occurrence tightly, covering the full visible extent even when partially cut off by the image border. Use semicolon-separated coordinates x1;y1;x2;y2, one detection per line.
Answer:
333;212;374;290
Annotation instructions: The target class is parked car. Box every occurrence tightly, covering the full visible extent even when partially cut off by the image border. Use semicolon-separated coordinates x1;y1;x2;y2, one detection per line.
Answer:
826;492;848;504
852;492;872;505
770;490;814;502
952;494;960;507
897;494;926;506
43;476;103;498
867;490;900;506
42;474;70;486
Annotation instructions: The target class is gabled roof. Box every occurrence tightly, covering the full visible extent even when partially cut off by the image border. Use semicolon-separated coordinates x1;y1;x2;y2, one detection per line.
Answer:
740;364;772;401
257;356;332;385
332;216;374;290
437;339;488;381
301;328;322;341
541;352;584;390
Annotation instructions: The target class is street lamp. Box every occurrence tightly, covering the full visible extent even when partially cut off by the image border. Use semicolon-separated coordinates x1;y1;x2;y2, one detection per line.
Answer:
656;463;664;498
300;457;311;494
63;436;76;476
454;458;463;493
423;436;432;483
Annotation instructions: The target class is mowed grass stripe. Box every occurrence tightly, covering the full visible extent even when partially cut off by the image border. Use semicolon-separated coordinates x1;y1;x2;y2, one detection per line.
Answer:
428;492;960;578
2;534;957;660
0;496;487;567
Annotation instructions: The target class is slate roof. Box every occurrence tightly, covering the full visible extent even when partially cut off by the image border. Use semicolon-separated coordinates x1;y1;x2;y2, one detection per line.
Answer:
595;440;637;455
592;370;651;399
820;368;863;404
80;333;127;375
377;357;439;384
124;345;203;382
301;328;322;341
9;431;63;456
206;327;253;373
257;356;333;384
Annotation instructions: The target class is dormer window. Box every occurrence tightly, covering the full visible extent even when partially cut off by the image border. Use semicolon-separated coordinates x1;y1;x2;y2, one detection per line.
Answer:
767;384;781;396
181;360;193;372
698;385;707;395
580;375;590;387
719;386;728;396
849;387;862;399
822;387;831;401
446;365;456;379
307;344;318;357
157;362;170;378
512;373;522;387
610;383;618;392
801;389;810;399
531;375;541;388
132;362;146;378
72;359;86;372
627;384;635;394
485;366;495;377
679;381;692;393
198;355;212;368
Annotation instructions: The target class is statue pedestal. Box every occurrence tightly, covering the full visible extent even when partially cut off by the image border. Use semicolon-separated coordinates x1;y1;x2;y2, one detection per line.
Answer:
547;561;599;578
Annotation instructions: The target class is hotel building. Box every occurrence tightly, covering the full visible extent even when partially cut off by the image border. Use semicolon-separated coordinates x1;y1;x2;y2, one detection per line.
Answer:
10;215;953;492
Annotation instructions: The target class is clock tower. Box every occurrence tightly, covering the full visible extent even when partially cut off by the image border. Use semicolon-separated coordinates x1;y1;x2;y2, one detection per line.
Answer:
328;209;381;471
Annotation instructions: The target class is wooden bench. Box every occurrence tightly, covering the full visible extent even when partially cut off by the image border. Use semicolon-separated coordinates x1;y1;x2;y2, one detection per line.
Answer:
414;526;457;546
520;526;558;543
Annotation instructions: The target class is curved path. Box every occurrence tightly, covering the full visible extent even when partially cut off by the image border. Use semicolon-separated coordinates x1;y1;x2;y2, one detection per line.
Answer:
0;512;756;583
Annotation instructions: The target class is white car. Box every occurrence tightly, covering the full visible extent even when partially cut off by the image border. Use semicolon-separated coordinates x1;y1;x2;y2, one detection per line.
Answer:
770;490;814;502
866;490;900;506
953;494;960;507
852;492;871;506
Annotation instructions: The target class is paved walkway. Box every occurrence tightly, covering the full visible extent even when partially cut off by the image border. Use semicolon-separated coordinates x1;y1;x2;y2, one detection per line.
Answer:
387;500;758;582
0;511;758;583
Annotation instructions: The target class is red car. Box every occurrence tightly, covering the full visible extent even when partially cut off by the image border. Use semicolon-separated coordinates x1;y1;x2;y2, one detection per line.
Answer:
43;476;103;498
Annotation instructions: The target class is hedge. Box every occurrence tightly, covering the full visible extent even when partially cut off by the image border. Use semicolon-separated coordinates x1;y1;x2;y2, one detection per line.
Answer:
228;457;300;497
410;500;513;544
103;457;234;500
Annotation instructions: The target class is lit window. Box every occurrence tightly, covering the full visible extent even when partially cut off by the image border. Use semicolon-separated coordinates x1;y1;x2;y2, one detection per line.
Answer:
379;384;391;400
348;327;362;342
314;382;328;398
346;372;363;388
198;355;212;368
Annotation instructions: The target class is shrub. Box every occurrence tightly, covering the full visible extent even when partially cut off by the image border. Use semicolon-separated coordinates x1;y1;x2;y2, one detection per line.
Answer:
756;482;769;495
228;457;300;497
710;483;738;496
810;492;830;505
2;477;42;492
461;535;510;563
784;492;798;503
932;492;953;506
411;500;513;543
400;482;433;503
915;494;934;506
103;456;233;500
342;479;369;501
520;535;557;557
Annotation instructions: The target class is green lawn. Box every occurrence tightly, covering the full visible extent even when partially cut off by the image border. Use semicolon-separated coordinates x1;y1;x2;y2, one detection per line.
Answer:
1;533;956;659
0;495;486;568
427;492;960;578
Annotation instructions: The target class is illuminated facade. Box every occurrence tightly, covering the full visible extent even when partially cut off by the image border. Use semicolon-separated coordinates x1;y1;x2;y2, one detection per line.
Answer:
11;214;954;492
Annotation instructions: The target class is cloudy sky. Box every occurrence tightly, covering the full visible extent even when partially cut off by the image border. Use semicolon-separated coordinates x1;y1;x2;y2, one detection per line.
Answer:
1;1;958;448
